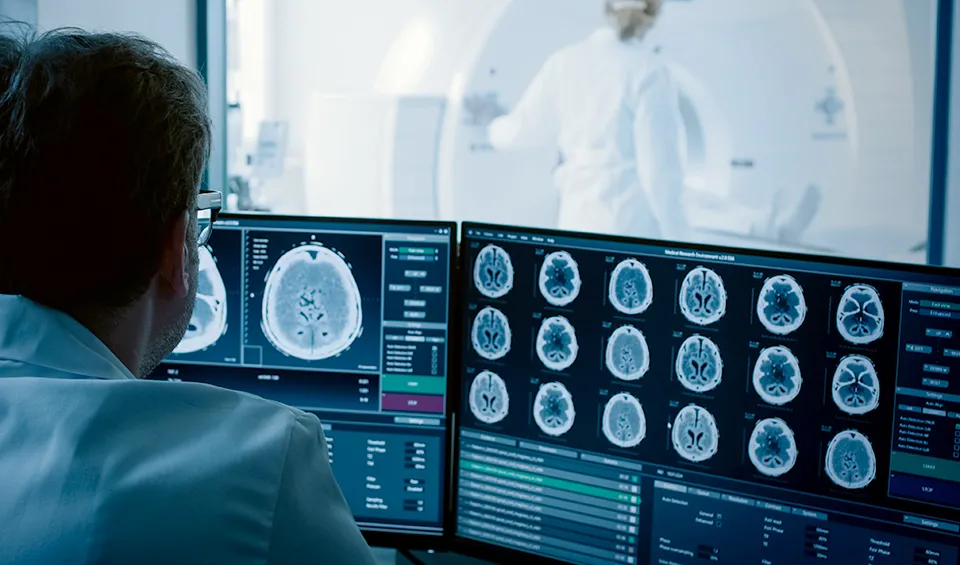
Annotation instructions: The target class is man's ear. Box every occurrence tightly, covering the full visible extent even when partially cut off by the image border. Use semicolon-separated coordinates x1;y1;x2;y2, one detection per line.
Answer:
159;210;191;299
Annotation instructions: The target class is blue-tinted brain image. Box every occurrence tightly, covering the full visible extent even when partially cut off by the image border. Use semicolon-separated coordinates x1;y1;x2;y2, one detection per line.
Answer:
473;244;514;299
261;243;362;360
602;393;647;448
836;284;885;345
536;316;579;372
538;251;582;307
752;345;803;406
825;430;877;489
832;355;880;415
748;418;798;477
675;335;723;393
469;370;509;424
175;246;228;355
471;307;512;360
679;267;727;326
605;325;650;381
671;404;719;463
533;382;576;437
757;274;807;335
608;258;654;315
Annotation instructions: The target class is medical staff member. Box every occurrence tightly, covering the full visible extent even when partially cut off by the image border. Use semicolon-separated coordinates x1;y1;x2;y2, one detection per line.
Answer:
471;0;689;241
0;30;375;565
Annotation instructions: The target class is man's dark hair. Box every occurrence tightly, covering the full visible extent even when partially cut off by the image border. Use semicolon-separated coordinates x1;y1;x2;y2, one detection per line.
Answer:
0;28;211;313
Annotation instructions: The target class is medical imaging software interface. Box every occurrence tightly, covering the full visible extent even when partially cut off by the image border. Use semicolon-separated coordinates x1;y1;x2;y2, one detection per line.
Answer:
456;225;960;565
149;215;454;536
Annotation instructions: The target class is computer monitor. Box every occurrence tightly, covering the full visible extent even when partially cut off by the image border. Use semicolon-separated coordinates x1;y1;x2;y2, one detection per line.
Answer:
148;213;456;547
453;222;960;565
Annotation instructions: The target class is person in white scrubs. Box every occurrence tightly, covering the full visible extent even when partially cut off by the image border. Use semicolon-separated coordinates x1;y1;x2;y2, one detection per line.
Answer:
469;0;690;241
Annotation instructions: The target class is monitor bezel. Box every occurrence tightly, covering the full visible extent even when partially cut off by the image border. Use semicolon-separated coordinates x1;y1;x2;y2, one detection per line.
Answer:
214;212;459;551
450;220;960;565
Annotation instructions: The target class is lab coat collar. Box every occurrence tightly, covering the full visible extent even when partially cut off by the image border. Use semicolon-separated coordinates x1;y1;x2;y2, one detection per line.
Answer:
0;294;136;381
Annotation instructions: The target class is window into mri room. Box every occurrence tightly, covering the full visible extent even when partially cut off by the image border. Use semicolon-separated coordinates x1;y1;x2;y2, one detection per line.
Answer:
220;0;946;264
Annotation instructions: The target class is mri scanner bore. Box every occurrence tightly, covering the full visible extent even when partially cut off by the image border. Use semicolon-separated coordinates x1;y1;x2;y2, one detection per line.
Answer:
608;258;654;315
748;417;799;478
538;250;582;307
752;345;802;406
671;404;719;463
536;315;579;371
675;334;723;393
831;355;880;416
602;392;646;449
469;370;510;425
472;306;512;361
174;246;228;355
533;381;576;437
261;243;363;361
474;244;515;299
836;284;885;345
756;274;807;335
679;267;727;326
605;325;650;381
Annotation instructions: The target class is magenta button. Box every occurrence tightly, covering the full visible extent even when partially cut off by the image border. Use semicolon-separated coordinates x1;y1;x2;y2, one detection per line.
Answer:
382;393;444;413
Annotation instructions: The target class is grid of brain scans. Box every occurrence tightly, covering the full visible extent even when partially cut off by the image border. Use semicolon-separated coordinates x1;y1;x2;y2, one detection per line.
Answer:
150;215;455;538
456;224;960;565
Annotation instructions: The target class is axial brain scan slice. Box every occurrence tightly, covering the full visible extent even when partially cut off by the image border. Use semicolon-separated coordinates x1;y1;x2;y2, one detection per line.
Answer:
474;244;514;299
825;430;877;490
679;267;728;326
836;284;885;344
608;258;654;315
602;393;647;449
832;355;880;415
538;251;582;307
536;316;579;371
605;325;650;381
533;382;576;437
469;370;510;424
671;404;720;463
756;274;808;335
174;246;228;355
261;243;363;360
675;335;723;393
748;418;799;477
752;345;803;406
471;306;512;361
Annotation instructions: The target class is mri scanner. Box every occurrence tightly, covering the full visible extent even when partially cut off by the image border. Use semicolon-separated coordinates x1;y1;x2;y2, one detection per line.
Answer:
248;0;938;262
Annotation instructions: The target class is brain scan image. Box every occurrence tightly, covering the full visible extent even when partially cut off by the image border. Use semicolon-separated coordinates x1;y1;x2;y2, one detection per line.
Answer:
675;335;723;393
836;284;885;345
474;244;514;299
605;325;650;381
608;258;654;315
471;307;512;361
533;382;576;437
538;251;582;307
671;404;720;463
679;267;727;326
825;430;877;490
831;355;880;415
469;370;509;424
602;393;647;448
174;246;228;355
752;346;803;406
261;243;362;360
536;316;579;371
756;275;808;335
748;418;799;477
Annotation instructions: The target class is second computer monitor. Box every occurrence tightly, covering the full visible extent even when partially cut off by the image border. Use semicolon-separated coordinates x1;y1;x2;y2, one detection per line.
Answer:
455;222;960;565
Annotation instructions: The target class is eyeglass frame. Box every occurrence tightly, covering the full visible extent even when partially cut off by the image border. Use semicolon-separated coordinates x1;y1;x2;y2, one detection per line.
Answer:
197;190;222;246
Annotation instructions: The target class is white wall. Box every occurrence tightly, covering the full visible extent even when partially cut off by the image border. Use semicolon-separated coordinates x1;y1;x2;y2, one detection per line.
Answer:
37;0;195;67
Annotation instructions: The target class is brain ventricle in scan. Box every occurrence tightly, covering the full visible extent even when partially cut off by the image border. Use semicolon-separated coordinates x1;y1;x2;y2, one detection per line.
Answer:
756;274;807;335
539;250;582;307
474;244;514;299
675;335;723;393
602;393;647;449
472;306;512;360
608;258;654;315
536;316;579;371
261;243;363;361
175;246;228;355
671;404;719;463
836;283;885;344
605;325;650;381
679;267;727;326
832;355;880;415
469;370;510;424
752;345;803;406
748;418;798;477
533;382;576;437
825;430;877;490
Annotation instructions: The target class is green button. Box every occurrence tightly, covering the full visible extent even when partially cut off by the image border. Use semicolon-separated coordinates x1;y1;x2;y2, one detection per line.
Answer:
891;451;960;483
463;461;636;503
382;374;446;395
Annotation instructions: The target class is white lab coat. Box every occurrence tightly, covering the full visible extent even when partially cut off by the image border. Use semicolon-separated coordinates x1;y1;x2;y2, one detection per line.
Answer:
0;295;377;565
488;27;689;241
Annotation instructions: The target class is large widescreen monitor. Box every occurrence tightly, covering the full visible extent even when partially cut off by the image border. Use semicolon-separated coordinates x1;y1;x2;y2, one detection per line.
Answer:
454;222;960;564
148;213;456;546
